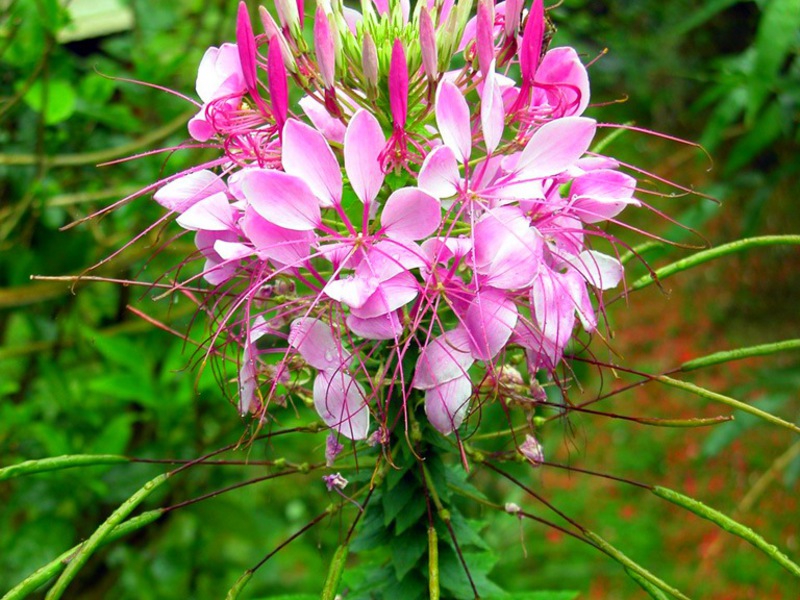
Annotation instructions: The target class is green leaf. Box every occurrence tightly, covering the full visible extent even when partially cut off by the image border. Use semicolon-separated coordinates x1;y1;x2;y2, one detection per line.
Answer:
89;414;136;455
391;527;427;580
350;503;392;552
22;79;77;125
383;473;417;526
438;548;504;600
394;493;427;535
748;0;800;121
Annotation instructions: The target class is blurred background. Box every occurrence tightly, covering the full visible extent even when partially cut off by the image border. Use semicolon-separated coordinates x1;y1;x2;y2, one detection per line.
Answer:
1;0;798;598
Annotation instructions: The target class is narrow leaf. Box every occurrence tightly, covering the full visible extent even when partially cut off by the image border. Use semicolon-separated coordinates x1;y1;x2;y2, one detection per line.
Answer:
321;545;349;600
630;235;800;291
681;339;800;372
652;486;800;577
0;454;128;482
656;376;800;434
225;570;254;600
44;473;170;600
583;530;690;600
1;510;163;600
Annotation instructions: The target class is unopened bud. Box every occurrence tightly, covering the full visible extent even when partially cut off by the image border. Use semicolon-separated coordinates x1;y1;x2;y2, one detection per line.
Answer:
476;0;495;75
505;502;522;514
504;0;523;38
362;31;378;91
520;434;544;466
259;7;298;71
323;472;348;491
419;7;438;80
314;7;336;89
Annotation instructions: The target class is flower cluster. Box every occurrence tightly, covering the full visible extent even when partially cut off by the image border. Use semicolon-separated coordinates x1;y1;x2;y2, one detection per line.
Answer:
150;0;640;444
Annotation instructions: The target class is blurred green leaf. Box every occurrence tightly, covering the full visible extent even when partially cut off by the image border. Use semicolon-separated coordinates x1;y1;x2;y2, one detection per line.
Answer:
21;79;77;124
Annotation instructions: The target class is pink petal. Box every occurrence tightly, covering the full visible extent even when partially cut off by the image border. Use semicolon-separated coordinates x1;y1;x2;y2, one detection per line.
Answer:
436;80;472;162
481;61;505;154
350;272;418;318
356;240;426;281
381;187;441;240
288;318;349;371
569;250;623;290
413;327;474;390
419;145;461;199
299;96;346;143
154;170;227;213
515;117;596;179
530;266;576;347
239;169;321;231
422;237;473;266
569;169;639;223
425;375;472;435
347;311;404;340
344;110;386;205
313;371;370;440
504;0;524;36
196;44;245;102
562;268;597;332
464;289;518;361
513;319;563;371
282;119;342;207
324;275;379;309
176;192;238;231
241;206;313;266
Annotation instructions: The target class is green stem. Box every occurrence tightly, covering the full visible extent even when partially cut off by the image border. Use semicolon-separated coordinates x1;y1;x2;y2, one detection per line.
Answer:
630;235;800;291
0;455;128;482
44;472;170;600
656;376;800;434
652;486;800;577
1;510;163;600
680;339;800;371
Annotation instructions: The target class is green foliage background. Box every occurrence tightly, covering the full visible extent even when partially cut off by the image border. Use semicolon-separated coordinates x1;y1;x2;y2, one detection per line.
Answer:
1;0;798;598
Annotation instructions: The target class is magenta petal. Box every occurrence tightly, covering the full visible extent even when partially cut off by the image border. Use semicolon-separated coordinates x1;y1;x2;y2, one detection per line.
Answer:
425;375;472;435
537;47;591;116
516;117;596;179
347;311;404;340
313;371;370;440
236;2;258;94
419;145;460;199
476;0;494;74
464;289;518;361
239;169;321;231
288;318;349;371
345;110;386;205
519;0;544;83
413;328;474;390
381;187;441;241
282;119;342;207
436;80;472;162
481;61;505;154
176;192;238;231
388;39;409;125
241;206;313;266
562;268;597;332
267;36;288;128
154;170;227;213
569;250;623;290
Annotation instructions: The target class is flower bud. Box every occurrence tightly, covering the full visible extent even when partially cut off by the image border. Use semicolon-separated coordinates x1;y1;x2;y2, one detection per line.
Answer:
476;0;494;75
260;7;298;73
504;0;523;38
362;31;379;91
520;434;544;466
388;39;408;126
323;472;348;491
520;0;544;84
314;7;336;89
275;0;301;38
419;7;438;80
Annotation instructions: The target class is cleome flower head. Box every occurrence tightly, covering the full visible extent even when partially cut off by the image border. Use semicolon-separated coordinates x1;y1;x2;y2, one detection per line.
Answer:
137;0;645;448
